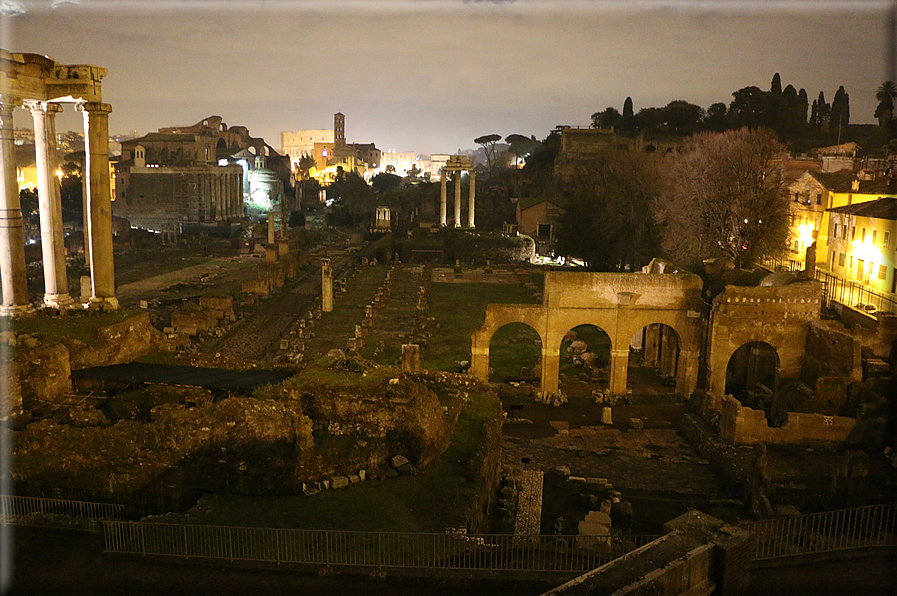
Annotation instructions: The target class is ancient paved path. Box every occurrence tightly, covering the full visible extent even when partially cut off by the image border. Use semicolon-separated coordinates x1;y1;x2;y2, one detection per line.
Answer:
201;248;353;361
514;470;544;536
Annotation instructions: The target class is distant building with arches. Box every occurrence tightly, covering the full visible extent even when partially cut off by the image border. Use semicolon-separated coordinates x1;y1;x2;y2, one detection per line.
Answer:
114;116;290;230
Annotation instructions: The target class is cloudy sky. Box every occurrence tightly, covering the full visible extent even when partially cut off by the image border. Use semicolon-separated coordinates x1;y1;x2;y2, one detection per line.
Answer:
3;0;893;155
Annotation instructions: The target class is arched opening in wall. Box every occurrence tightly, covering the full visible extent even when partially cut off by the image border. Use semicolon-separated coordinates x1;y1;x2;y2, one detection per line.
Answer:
628;323;680;397
217;138;227;150
488;323;542;384
558;324;611;396
726;341;783;424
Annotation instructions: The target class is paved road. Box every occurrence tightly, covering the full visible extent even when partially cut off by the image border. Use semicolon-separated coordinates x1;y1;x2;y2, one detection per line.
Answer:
200;248;352;362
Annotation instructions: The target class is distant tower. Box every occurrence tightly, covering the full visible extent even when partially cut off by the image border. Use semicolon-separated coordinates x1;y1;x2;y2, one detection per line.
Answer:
334;112;345;146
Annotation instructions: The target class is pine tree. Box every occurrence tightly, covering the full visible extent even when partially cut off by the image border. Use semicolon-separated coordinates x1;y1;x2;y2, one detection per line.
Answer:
770;73;782;95
815;92;830;130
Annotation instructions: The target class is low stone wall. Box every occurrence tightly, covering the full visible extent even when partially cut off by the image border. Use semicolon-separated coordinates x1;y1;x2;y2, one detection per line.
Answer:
10;342;72;411
70;312;171;370
679;413;754;499
719;395;856;446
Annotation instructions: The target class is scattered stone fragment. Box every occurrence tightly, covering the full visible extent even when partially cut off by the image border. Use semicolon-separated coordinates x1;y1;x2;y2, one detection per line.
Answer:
390;455;409;468
331;476;350;489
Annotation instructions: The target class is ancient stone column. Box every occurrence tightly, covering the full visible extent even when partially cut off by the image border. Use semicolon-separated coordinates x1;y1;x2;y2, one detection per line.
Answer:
453;171;461;227
468;169;476;228
321;257;333;313
439;169;447;226
470;332;490;381
0;99;30;315
609;349;630;395
78;101;118;308
401;344;421;372
267;212;276;245
540;345;560;396
29;101;72;308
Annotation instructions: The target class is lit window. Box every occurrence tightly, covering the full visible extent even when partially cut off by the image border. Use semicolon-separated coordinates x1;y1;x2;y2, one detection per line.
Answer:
816;193;822;205
851;227;856;241
879;265;887;280
873;230;878;245
833;223;839;238
862;228;866;242
885;231;891;250
839;253;846;267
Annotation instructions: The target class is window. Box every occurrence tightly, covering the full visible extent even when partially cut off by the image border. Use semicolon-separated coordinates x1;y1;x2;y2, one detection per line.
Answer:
885;231;891;249
833;223;839;238
793;192;799;202
861;228;866;242
850;256;854;269
843;224;848;239
857;259;864;281
537;223;552;238
839;253;846;267
851;226;856;241
816;193;822;205
873;230;878;245
879;264;887;280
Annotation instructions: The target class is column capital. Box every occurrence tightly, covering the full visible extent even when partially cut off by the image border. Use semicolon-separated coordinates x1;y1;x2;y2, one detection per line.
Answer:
24;100;63;115
76;101;112;115
0;96;22;112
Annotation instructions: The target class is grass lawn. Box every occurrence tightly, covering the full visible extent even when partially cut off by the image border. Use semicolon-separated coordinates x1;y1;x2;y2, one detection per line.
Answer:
425;279;537;372
9;308;143;346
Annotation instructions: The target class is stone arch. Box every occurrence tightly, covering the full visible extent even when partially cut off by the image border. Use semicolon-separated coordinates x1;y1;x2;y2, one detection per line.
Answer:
645;144;656;152
725;340;779;400
629;322;681;393
471;305;548;391
217;138;228;150
487;322;543;383
557;323;612;392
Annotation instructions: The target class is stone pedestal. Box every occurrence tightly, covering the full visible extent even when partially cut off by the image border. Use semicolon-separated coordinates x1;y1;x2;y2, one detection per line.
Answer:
401;344;421;372
265;245;278;263
321;258;333;313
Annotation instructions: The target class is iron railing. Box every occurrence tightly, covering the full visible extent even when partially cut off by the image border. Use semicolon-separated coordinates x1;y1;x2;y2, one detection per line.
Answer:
814;269;897;315
746;503;897;561
0;494;125;532
760;260;897;316
103;521;661;574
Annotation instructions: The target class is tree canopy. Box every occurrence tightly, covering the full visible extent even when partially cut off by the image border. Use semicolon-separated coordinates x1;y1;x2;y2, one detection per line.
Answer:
555;150;662;271
658;128;789;270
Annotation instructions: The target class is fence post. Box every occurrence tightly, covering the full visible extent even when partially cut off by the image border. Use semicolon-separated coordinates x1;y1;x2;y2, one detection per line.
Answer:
183;525;189;559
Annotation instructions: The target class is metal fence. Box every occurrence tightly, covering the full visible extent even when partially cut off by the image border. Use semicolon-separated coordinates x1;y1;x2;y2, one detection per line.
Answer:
103;521;661;574
746;503;897;561
814;270;897;315
759;260;897;316
0;495;125;532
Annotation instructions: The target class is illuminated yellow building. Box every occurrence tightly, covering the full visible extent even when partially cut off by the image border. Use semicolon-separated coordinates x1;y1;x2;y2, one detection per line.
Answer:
789;171;897;267
820;198;897;295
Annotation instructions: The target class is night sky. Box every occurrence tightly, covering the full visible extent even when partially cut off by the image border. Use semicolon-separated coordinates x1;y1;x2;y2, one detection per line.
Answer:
4;0;892;154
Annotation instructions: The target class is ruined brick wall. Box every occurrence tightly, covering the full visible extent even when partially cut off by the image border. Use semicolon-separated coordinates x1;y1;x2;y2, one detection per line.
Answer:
800;320;862;412
69;312;171;370
13;342;71;409
719;395;856;445
707;282;822;398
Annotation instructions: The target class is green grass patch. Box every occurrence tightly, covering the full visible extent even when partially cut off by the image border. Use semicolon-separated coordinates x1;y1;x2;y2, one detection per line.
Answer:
488;323;541;381
10;308;143;347
425;282;537;372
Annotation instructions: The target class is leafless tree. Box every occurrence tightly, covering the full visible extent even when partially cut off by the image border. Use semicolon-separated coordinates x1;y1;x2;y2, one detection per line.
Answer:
658;127;789;269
